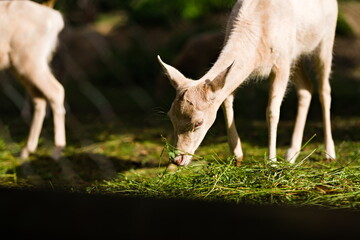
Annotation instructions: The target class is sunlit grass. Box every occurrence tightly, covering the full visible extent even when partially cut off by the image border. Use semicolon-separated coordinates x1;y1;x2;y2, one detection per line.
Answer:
88;137;360;210
0;117;359;209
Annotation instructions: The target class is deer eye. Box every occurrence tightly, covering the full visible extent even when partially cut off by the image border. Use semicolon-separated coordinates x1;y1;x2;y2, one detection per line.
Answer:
194;120;204;129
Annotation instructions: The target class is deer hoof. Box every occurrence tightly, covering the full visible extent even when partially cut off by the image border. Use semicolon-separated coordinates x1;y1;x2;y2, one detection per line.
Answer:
235;156;243;167
20;148;30;159
52;146;64;161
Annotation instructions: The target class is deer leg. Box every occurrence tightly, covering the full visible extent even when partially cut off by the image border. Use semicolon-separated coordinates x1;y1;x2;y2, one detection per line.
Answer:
222;94;243;166
286;61;313;163
20;84;47;159
266;64;291;162
26;68;66;160
316;39;336;161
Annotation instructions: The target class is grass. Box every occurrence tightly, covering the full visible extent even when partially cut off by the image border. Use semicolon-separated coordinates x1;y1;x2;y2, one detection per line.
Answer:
98;161;360;209
92;137;360;210
0;115;359;210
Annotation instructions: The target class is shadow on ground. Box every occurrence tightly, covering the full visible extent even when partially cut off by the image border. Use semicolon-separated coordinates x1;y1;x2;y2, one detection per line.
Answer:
15;151;166;191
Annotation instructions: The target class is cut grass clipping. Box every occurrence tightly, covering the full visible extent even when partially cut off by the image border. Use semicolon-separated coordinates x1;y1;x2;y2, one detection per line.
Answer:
95;136;360;210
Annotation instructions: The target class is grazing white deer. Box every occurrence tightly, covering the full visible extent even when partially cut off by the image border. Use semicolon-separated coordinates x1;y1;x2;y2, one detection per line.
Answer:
0;0;65;159
158;0;338;166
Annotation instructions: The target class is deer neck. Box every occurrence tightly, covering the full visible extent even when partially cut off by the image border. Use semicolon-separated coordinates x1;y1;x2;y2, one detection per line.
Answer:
199;24;260;105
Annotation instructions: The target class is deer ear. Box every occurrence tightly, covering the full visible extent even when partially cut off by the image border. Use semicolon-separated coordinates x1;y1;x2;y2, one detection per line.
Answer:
205;62;234;95
157;55;188;89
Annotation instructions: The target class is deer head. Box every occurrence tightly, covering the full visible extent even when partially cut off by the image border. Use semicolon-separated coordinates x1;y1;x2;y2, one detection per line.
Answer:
158;56;233;166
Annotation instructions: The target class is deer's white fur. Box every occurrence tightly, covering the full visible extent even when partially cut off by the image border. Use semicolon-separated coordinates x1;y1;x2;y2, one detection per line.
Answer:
159;0;338;166
0;1;65;159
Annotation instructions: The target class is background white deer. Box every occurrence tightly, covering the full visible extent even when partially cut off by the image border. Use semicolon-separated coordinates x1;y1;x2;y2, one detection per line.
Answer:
0;0;65;159
158;0;338;166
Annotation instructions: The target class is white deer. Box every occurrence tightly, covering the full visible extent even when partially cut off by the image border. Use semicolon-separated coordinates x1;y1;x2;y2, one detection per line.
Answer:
158;0;338;166
0;0;65;159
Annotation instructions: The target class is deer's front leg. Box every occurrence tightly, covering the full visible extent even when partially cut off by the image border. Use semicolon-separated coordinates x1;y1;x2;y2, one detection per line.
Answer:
222;94;243;166
266;65;290;162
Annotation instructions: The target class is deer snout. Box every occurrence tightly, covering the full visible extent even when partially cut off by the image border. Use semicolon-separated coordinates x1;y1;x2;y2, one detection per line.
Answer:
173;154;192;166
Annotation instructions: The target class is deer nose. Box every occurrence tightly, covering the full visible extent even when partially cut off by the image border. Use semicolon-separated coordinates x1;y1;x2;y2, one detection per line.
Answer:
173;155;183;165
173;154;192;166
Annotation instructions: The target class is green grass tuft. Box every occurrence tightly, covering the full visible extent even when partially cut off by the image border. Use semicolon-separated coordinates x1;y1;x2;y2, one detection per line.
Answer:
91;137;360;210
1;119;359;210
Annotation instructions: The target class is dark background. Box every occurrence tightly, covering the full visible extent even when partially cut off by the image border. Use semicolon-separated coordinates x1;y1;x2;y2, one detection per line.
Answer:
1;0;359;127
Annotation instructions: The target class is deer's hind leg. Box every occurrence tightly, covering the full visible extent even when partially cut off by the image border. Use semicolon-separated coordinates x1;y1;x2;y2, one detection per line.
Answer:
20;81;47;159
315;38;336;161
17;65;66;160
